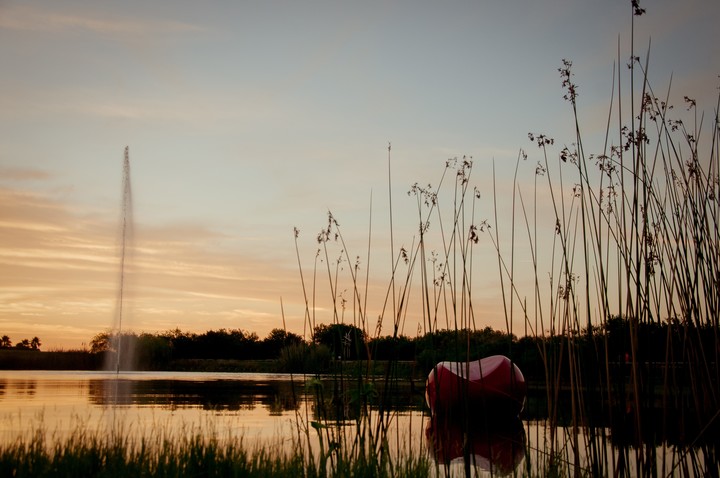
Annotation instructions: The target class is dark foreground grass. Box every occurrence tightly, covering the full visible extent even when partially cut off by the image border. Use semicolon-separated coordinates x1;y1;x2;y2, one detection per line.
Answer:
0;425;431;478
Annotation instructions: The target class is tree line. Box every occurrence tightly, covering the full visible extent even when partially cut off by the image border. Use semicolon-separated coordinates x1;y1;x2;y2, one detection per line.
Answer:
84;315;716;374
0;335;41;351
9;315;712;374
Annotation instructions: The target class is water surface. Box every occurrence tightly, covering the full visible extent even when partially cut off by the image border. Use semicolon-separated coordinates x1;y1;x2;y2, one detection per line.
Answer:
2;370;707;476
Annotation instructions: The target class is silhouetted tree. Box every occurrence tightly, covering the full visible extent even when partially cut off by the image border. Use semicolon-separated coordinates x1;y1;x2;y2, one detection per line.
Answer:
261;328;304;358
30;337;41;351
14;339;31;350
174;329;261;360
135;333;171;369
165;329;197;359
415;327;516;370
312;323;366;360
90;332;111;353
368;335;415;360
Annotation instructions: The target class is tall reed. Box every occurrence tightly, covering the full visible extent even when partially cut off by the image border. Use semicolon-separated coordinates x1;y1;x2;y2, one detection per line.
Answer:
488;3;719;476
290;3;718;477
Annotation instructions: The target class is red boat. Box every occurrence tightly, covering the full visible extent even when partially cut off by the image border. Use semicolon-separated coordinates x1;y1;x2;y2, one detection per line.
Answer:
425;355;526;418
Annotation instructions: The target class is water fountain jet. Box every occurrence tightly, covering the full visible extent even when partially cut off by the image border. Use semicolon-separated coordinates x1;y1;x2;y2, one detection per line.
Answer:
105;146;135;373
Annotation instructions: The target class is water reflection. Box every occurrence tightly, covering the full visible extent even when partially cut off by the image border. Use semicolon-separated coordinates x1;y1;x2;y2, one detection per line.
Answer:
87;378;301;414
0;378;37;398
425;415;526;474
523;385;720;449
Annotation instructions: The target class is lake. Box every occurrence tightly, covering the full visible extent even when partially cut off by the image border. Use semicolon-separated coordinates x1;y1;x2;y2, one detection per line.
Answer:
0;370;712;476
0;370;533;475
0;371;313;442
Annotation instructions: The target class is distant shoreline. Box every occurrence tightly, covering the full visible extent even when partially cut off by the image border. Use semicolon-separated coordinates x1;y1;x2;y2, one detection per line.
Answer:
0;349;423;379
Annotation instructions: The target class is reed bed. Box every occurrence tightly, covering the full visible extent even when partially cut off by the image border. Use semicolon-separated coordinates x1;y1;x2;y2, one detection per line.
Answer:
500;9;720;476
288;3;719;477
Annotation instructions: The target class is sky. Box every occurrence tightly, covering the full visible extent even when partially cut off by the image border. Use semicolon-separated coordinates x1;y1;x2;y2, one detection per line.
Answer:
1;0;718;350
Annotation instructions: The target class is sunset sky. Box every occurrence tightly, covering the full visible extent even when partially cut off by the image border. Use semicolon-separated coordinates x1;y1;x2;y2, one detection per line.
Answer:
1;1;718;350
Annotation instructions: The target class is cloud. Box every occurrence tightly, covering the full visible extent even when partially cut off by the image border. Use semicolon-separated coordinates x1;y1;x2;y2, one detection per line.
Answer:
0;184;304;349
0;166;52;182
0;4;202;36
0;177;520;350
0;82;291;132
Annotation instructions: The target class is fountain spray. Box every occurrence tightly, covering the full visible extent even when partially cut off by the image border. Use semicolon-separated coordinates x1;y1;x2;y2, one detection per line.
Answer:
115;146;133;373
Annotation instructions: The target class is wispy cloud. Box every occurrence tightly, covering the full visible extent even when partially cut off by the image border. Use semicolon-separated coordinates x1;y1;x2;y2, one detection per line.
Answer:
1;83;289;129
0;4;202;36
0;185;302;349
0;166;52;182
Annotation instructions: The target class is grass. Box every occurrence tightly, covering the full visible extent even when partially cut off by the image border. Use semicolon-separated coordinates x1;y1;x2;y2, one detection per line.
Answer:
1;411;438;478
0;420;432;478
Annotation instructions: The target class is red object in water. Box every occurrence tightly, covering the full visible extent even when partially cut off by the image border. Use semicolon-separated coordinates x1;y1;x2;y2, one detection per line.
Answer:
425;414;526;473
425;355;526;418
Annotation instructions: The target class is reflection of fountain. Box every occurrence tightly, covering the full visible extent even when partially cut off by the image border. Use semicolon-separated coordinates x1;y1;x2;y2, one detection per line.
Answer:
105;147;135;372
92;377;136;407
425;414;526;475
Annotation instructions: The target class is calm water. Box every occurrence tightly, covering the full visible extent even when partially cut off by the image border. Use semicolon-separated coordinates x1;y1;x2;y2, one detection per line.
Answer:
0;371;313;442
0;370;531;475
0;371;712;476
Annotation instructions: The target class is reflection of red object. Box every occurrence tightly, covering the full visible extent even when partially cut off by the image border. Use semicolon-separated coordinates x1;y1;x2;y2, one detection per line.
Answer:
425;355;526;418
425;415;526;474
